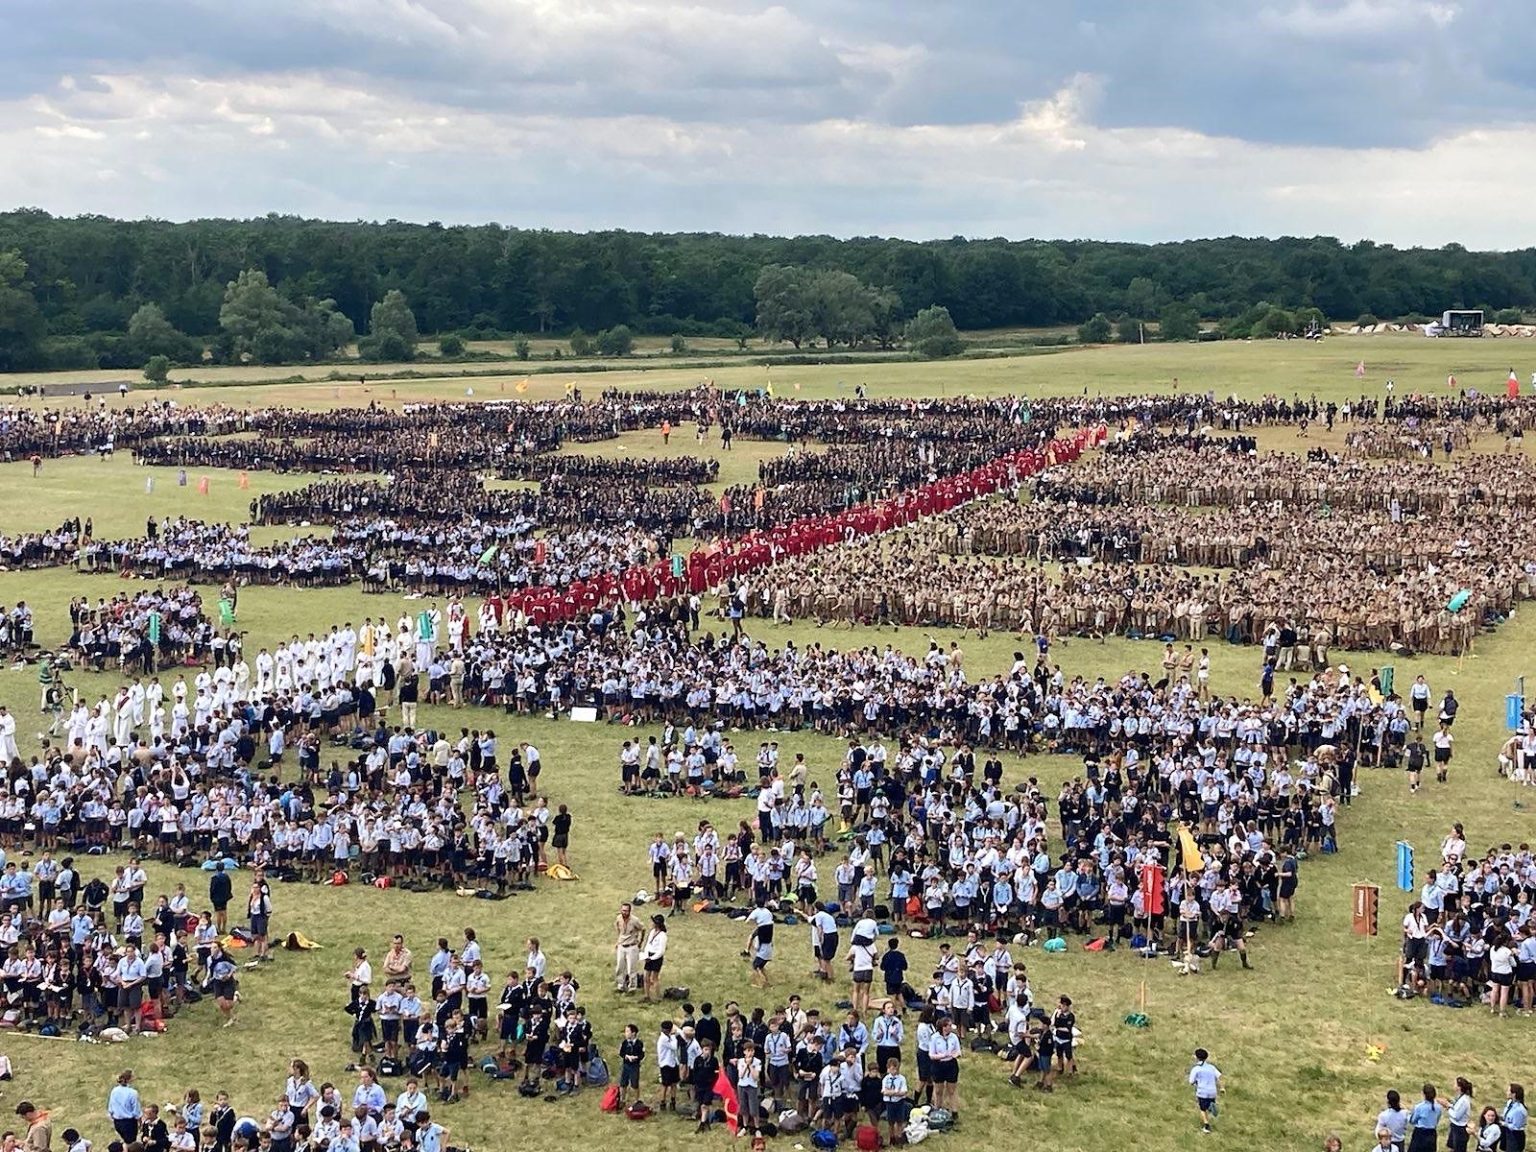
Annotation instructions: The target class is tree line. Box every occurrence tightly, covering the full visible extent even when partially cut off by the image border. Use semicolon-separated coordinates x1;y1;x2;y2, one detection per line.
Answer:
2;207;1534;371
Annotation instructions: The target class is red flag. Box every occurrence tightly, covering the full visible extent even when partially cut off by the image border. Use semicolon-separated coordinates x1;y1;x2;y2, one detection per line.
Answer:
713;1068;741;1135
719;492;732;515
196;476;210;495
1138;859;1166;917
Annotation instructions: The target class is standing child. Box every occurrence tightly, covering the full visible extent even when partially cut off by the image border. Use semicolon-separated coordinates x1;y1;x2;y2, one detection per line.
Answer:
656;1019;682;1111
736;1040;763;1138
691;1040;720;1133
182;1089;204;1148
880;1058;909;1147
619;1023;645;1107
379;982;403;1063
1188;1047;1223;1135
350;984;378;1063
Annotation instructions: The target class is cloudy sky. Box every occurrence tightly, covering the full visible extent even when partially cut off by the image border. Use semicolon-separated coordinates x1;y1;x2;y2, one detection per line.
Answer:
2;0;1533;246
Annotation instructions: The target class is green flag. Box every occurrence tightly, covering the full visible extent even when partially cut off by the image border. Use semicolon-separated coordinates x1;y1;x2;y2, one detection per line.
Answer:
479;543;498;565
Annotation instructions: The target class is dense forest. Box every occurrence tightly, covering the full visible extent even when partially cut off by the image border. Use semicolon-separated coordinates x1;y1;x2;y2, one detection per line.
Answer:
2;208;1535;371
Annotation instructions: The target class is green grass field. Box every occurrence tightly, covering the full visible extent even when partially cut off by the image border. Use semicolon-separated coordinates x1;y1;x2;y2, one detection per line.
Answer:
1;338;1533;1152
3;330;1532;408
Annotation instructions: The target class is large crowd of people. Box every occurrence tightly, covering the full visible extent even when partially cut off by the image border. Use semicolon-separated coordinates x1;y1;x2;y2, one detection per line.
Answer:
738;430;1536;655
5;382;1536;1151
0;581;1359;1149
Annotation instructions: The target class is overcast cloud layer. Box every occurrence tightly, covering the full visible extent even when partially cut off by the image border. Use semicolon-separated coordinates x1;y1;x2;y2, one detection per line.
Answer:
2;0;1534;246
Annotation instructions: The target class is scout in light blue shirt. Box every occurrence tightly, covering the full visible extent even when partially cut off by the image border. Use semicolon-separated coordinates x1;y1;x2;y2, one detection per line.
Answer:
1409;1087;1443;1139
1501;1088;1527;1136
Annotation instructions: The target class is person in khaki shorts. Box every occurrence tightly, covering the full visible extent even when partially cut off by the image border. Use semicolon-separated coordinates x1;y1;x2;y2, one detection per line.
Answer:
614;902;642;993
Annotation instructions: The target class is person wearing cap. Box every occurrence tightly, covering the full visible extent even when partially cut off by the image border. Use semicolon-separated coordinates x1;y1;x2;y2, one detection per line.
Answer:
641;914;668;1003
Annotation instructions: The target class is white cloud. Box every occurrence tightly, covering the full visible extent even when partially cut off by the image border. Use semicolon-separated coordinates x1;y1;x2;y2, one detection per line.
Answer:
1258;0;1459;35
3;64;1536;247
34;122;104;140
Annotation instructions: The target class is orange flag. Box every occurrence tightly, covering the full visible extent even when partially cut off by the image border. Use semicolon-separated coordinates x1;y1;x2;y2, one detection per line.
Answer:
713;1068;741;1135
197;476;210;495
515;378;529;394
238;471;250;490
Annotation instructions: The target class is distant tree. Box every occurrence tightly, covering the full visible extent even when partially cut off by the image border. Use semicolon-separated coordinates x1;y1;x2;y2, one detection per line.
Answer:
1223;300;1275;340
250;325;301;365
217;269;291;363
311;298;355;355
0;250;45;370
1356;312;1380;328
1253;307;1296;337
214;271;347;364
1076;312;1112;344
807;270;877;347
14;215;1536;353
597;324;635;356
1115;316;1143;344
438;333;466;357
126;302;189;360
142;354;171;384
905;305;964;358
754;265;816;348
1493;307;1523;324
363;330;411;362
670;334;687;354
362;289;418;361
1158;301;1201;342
513;335;531;360
1293;306;1327;334
867;286;904;349
1124;276;1163;318
569;328;594;356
